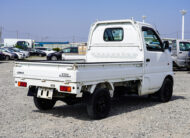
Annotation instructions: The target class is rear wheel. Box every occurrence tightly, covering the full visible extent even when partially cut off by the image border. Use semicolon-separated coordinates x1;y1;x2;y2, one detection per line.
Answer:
33;97;56;110
87;88;111;119
158;78;173;102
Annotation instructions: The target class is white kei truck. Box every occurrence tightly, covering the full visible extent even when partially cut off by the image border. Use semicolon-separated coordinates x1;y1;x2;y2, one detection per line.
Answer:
14;19;173;119
171;39;190;69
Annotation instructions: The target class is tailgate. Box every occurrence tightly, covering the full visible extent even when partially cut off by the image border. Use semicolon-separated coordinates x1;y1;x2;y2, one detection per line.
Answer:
13;62;77;82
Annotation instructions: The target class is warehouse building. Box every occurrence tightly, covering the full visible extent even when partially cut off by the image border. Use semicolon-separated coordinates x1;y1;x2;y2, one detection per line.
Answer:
35;41;87;49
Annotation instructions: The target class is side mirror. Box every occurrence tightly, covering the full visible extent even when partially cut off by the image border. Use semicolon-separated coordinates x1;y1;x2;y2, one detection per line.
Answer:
163;41;169;49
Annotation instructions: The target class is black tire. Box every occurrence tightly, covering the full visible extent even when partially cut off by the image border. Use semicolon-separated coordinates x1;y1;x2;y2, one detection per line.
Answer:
33;97;56;110
87;88;111;119
158;78;173;102
51;56;57;61
5;56;10;61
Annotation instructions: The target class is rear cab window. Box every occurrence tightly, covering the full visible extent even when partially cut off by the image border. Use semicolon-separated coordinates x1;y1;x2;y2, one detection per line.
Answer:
104;28;123;41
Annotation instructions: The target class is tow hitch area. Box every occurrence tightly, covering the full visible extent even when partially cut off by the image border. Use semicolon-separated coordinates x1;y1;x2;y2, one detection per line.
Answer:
37;87;53;99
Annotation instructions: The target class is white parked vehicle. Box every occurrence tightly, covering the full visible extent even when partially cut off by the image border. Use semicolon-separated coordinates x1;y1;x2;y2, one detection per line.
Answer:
12;48;30;58
171;39;190;69
35;47;55;56
4;38;34;48
5;47;25;59
14;19;173;119
0;48;16;60
13;51;25;59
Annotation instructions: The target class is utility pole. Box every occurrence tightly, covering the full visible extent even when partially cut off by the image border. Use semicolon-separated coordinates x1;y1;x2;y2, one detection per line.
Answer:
142;15;147;23
72;35;75;43
16;30;19;39
0;26;2;44
72;35;75;47
180;10;187;40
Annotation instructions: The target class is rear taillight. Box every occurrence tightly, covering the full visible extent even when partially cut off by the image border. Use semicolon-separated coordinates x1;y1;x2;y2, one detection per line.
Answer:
18;82;27;87
60;86;71;92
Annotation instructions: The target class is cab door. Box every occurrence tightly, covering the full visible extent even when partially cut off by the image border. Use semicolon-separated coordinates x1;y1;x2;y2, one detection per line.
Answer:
141;27;171;95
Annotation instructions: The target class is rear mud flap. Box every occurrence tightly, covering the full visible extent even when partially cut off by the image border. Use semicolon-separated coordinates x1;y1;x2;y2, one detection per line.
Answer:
27;86;37;97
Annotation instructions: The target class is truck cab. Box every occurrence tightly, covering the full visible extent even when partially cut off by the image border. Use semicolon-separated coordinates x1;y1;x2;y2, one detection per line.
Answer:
14;19;173;119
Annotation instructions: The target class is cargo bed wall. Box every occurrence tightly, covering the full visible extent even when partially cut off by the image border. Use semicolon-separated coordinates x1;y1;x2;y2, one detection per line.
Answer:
14;61;144;86
75;62;143;84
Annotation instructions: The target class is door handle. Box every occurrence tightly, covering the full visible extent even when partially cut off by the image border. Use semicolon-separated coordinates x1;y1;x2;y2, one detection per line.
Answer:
179;52;182;54
146;58;150;62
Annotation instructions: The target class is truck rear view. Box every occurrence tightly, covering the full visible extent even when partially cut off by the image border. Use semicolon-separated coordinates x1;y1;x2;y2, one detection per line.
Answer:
14;19;173;119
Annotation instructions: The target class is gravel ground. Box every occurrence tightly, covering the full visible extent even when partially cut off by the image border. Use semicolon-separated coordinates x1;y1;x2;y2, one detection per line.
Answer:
0;61;190;138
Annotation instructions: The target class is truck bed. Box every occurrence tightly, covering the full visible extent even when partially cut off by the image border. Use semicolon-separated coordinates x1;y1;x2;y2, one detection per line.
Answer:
14;60;144;81
14;60;144;94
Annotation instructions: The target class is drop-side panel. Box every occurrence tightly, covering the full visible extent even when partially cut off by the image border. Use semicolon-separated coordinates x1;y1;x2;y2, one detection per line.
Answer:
75;62;143;84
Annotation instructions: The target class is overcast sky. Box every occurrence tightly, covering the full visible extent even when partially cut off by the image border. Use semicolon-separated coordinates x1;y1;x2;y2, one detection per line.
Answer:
1;0;190;42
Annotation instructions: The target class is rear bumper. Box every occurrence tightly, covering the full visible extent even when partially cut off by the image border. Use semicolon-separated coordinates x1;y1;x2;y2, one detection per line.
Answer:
15;77;81;95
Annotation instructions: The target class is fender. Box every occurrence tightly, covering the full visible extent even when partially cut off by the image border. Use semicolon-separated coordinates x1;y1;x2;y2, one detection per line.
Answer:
87;82;114;98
